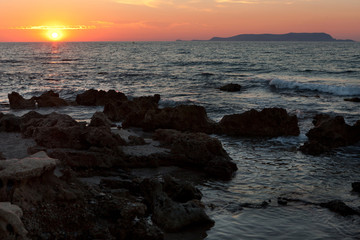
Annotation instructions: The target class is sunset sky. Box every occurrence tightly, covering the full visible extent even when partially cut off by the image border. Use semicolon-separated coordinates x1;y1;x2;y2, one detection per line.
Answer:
0;0;359;42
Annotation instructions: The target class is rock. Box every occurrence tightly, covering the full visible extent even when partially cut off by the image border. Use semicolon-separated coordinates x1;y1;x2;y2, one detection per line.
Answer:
219;83;241;92
104;94;160;122
76;89;127;106
218;108;300;137
8;92;35;109
33;90;69;108
20;112;125;150
153;129;237;179
128;135;147;145
0;114;21;132
141;178;214;232
0;151;57;181
320;200;359;216
162;175;202;203
300;115;360;155
89;112;113;128
352;182;360;193
0;202;28;239
125;105;216;133
344;97;360;102
0;153;4;160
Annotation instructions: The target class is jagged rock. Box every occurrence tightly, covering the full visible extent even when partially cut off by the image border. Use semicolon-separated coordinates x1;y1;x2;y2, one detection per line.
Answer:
20;112;125;150
153;129;237;179
125;105;216;133
0;202;28;239
344;97;360;102
300;115;360;155
104;94;160;122
219;83;241;92
76;89;127;106
0;114;21;132
33;90;68;108
8;92;35;109
320;200;359;216
89;112;113;128
162;175;202;203
218;108;300;137
352;182;360;193
141;178;214;232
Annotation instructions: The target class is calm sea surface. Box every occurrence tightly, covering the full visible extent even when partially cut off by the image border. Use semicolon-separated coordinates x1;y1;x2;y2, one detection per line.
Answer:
1;41;360;239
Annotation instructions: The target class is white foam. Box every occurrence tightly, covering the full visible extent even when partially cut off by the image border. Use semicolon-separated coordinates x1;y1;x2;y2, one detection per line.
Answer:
269;78;360;96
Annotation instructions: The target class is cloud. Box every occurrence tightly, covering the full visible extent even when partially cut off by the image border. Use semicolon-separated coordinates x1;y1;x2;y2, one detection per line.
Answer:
113;0;173;8
11;25;96;30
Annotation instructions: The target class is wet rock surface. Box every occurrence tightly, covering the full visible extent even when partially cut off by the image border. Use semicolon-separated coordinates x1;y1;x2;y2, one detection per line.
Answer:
218;108;300;137
219;83;242;92
300;114;360;155
76;89;127;106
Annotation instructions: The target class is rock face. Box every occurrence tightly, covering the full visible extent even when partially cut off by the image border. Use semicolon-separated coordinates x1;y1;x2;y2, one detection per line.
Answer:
141;178;214;232
8;92;35;109
219;83;241;92
153;129;237;179
33;90;69;108
0;202;28;240
76;89;127;106
218;108;300;137
300;114;360;155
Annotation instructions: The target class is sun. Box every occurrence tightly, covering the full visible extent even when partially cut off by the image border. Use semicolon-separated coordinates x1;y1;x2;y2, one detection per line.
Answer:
48;30;62;41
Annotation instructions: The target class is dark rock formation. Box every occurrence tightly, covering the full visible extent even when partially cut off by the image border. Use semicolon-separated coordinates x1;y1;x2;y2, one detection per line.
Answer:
33;90;69;107
352;182;360;193
300;114;360;155
219;83;241;92
76;89;127;106
153;129;237;179
8;92;35;109
320;200;359;216
89;112;114;128
218;108;300;137
126;105;216;133
162;175;202;203
0;152;5;160
141;178;214;232
0;113;21;132
344;97;360;103
104;94;160;122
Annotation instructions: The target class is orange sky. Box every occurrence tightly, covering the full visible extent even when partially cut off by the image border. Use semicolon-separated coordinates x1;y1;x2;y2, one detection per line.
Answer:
0;0;359;42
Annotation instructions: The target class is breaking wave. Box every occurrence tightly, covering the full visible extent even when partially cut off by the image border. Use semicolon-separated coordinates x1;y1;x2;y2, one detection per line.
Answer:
269;78;360;96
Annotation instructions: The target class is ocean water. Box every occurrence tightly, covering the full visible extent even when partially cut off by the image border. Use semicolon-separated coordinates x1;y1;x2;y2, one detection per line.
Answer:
1;41;360;239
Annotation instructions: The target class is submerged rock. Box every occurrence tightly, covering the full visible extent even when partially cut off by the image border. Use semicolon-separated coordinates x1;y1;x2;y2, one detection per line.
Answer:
76;89;127;106
153;129;237;179
219;83;242;92
320;200;359;216
352;182;360;193
8;92;35;109
300;114;360;155
218;108;300;137
344;97;360;102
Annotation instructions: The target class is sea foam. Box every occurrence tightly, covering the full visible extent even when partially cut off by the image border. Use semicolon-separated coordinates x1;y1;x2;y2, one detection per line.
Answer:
269;78;360;96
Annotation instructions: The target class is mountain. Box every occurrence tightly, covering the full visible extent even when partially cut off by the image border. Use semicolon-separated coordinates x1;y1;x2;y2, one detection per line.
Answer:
209;33;354;42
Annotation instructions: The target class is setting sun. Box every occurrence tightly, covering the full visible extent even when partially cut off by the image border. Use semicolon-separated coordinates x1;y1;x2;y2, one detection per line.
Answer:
48;30;62;41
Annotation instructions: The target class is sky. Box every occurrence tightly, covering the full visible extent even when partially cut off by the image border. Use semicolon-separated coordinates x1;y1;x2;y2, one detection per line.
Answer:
0;0;359;42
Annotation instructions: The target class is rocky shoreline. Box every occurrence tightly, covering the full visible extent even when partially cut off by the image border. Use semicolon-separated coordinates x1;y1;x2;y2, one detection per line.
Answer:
1;89;359;239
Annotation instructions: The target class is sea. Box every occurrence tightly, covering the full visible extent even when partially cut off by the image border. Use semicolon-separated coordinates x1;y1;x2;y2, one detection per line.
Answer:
0;41;360;239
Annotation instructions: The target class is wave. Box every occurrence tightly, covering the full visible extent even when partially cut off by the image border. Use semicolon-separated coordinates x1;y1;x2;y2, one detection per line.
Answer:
269;78;360;96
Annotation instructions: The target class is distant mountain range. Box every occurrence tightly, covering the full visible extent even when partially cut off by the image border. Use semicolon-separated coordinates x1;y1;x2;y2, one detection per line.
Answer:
209;33;354;42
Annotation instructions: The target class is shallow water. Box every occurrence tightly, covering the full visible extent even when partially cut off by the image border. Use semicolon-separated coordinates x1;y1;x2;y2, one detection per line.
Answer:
1;41;360;239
